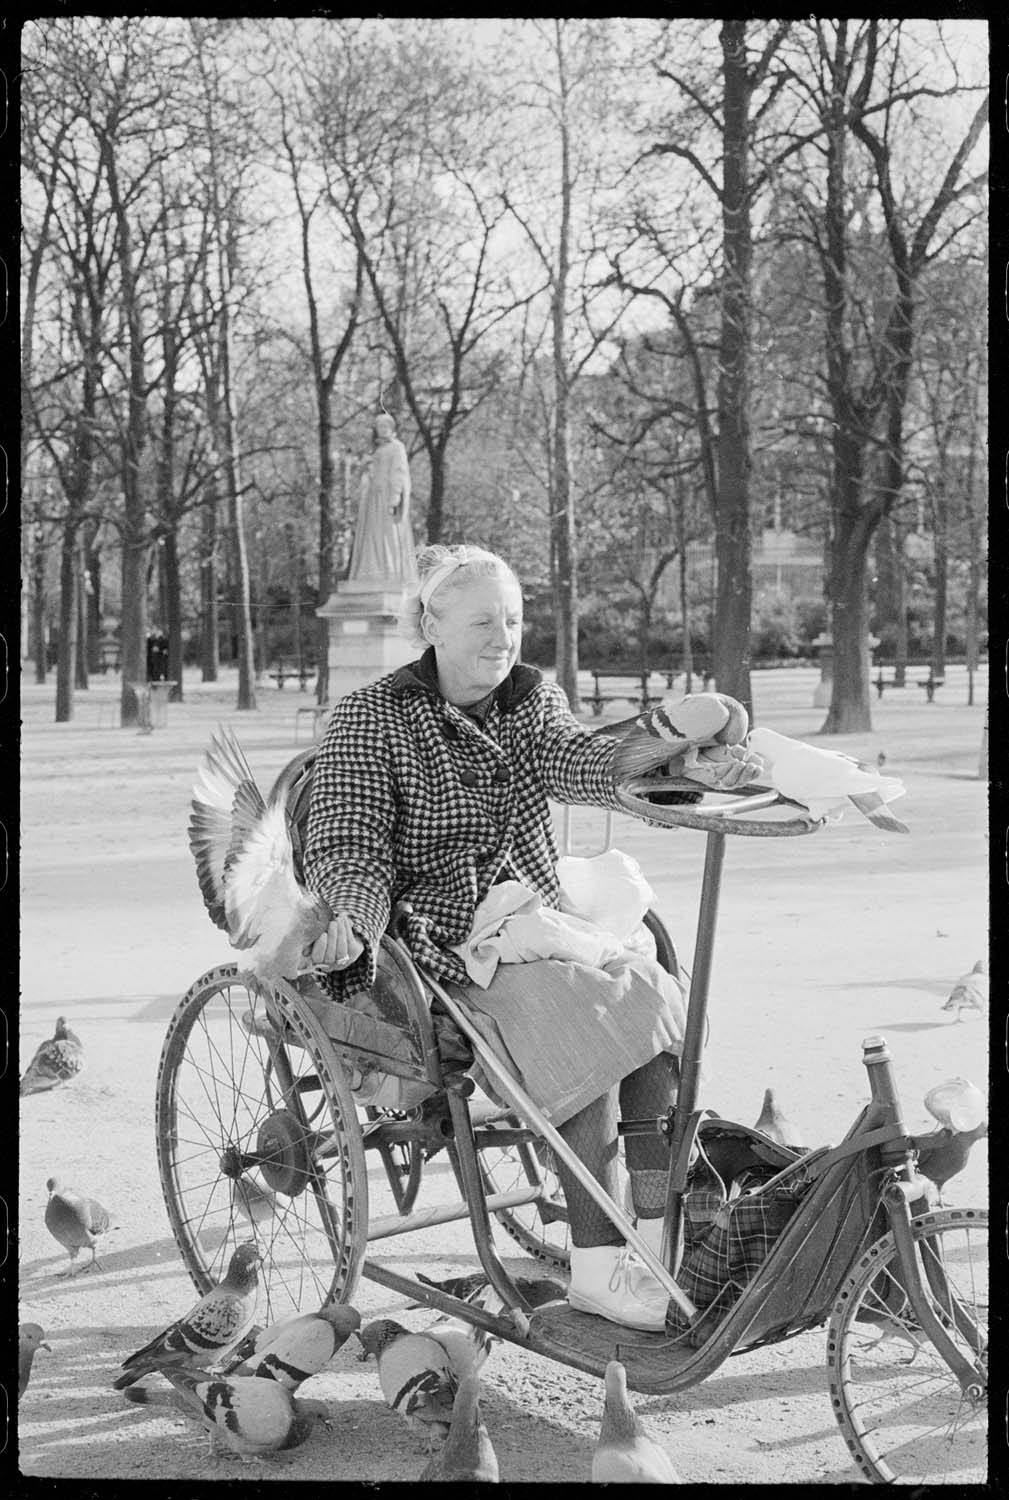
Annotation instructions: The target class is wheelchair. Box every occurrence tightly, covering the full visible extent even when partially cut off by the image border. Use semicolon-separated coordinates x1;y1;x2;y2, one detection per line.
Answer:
155;746;987;1485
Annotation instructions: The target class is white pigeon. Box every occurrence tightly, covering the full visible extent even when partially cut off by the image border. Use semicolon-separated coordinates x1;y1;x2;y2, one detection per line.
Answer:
941;961;988;1022
923;1077;987;1133
592;1360;681;1483
746;727;908;831
188;727;332;984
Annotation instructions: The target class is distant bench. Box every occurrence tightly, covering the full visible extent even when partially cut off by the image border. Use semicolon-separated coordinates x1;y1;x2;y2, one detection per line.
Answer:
586;665;713;716
874;667;945;702
270;661;313;690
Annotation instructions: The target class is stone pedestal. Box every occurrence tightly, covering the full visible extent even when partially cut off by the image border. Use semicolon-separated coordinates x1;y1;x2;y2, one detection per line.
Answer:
317;579;416;702
812;632;879;708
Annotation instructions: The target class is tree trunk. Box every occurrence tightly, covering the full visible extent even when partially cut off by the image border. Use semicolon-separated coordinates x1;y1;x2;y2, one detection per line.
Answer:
55;520;79;722
75;541;89;690
200;485;219;681
893;514;908;687
163;527;184;701
220;227;257;712
84;533;102;675
822;499;874;733
931;490;948;679
712;21;754;714
32;525;47;685
679;543;693;692
315;416;334;705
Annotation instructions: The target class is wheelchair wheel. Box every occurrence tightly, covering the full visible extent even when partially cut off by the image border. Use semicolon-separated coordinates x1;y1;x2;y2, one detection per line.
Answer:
827;1207;987;1484
477;911;680;1273
156;963;369;1323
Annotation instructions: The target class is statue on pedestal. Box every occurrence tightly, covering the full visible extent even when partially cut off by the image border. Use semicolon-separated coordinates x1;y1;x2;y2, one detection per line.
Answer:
348;414;418;587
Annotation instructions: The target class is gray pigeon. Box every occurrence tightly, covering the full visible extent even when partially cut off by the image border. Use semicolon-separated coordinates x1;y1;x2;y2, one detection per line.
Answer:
113;1242;261;1389
218;1300;361;1390
754;1088;804;1149
418;1370;499;1482
21;1017;84;1094
45;1176;111;1276
358;1318;458;1446
188;727;332;983
19;1323;51;1399
123;1366;330;1460
942;960;988;1021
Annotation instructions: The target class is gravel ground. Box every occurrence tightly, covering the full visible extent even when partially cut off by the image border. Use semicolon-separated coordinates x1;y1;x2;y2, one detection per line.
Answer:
17;665;989;1485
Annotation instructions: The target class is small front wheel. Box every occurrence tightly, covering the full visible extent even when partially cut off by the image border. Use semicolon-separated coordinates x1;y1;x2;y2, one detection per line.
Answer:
827;1207;987;1484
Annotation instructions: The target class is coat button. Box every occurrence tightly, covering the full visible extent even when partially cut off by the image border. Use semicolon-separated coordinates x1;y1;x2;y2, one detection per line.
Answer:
459;768;479;787
443;722;459;741
493;765;510;784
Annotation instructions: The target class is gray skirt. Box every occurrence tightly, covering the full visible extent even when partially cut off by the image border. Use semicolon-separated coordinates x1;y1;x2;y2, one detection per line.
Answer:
446;951;687;1127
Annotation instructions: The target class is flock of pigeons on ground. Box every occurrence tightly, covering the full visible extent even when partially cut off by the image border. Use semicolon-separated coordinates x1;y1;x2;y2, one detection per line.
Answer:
19;1237;678;1480
19;961;988;1477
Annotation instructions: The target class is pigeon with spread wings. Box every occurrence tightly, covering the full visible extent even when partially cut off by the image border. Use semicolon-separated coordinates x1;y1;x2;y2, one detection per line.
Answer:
189;727;331;984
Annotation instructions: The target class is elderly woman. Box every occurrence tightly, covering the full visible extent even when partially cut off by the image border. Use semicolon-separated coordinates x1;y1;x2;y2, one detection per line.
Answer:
304;544;761;1331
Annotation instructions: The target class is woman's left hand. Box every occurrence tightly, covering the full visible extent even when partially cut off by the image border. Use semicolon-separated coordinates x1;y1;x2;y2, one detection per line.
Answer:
681;742;766;791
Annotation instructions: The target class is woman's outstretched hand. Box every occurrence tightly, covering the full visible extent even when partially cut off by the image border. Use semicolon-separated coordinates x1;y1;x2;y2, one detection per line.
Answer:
308;912;364;970
681;742;765;791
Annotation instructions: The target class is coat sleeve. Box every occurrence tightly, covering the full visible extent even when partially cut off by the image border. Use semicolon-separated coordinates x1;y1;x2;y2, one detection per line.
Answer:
303;693;394;984
535;680;622;808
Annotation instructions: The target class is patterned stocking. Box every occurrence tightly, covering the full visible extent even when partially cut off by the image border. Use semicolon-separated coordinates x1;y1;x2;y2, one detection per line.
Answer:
620;1052;679;1218
555;1087;623;1249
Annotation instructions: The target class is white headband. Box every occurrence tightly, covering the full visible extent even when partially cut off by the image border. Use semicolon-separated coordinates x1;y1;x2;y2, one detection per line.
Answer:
419;556;465;608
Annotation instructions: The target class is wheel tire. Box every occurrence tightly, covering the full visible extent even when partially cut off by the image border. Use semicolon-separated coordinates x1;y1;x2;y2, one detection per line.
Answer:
477;910;679;1274
156;964;369;1323
826;1206;988;1484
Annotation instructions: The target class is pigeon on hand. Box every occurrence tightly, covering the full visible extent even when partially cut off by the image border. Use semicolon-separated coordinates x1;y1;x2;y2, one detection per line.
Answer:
418;1370;499;1482
942;961;988;1021
219;1300;361;1390
19;1324;51;1399
113;1242;261;1390
357;1318;458;1446
45;1177;111;1276
592;1360;681;1483
413;1270;567;1311
230;1174;279;1231
607;694;751;782
924;1077;987;1132
21;1017;84;1094
753;1088;805;1150
123;1367;330;1461
746;727;908;831
188;727;332;984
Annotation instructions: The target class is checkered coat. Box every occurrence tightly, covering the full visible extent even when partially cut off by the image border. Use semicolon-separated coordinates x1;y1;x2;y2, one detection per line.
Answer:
303;650;623;993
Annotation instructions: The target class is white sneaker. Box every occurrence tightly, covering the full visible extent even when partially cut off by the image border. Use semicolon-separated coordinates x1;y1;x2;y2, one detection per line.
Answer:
567;1245;668;1331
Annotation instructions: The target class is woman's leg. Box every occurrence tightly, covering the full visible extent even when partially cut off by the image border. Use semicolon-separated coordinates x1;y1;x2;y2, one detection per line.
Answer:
554;1087;622;1249
619;1051;679;1221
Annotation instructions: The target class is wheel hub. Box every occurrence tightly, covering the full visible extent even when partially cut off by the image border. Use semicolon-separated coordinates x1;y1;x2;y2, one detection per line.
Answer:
256;1109;312;1197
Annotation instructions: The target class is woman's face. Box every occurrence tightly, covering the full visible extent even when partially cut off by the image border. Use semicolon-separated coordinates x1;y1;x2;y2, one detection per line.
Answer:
425;572;523;705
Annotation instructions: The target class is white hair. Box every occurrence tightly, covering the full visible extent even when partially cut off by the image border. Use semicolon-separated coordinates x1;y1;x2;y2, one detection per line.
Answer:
398;544;521;650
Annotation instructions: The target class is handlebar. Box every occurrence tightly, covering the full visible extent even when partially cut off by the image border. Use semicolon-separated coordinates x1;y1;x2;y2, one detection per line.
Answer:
614;774;824;837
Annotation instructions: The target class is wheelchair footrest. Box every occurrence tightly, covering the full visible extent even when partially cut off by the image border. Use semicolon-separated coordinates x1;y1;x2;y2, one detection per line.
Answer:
524;1302;701;1391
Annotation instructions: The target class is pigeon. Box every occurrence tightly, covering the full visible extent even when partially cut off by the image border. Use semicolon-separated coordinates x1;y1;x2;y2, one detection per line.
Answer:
591;1359;681;1483
45;1176;112;1275
413;1270;567;1311
746;726;908;831
230;1174;279;1231
113;1242;261;1389
418;1370;499;1482
123;1366;330;1460
599;693;750;780
357;1318;458;1445
924;1077;987;1132
19;1323;51;1399
420;1285;502;1378
753;1088;804;1150
915;1122;987;1206
876;751;887;769
218;1300;361;1390
188;726;332;983
20;1016;84;1094
942;960;988;1021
